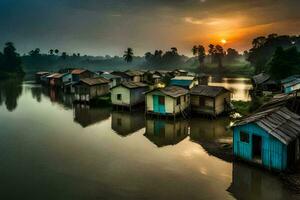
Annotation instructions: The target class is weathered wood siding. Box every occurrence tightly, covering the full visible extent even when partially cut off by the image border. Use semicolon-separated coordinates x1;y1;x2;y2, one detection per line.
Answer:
215;92;231;115
75;84;109;101
190;95;215;115
130;87;147;105
233;123;287;171
111;86;130;106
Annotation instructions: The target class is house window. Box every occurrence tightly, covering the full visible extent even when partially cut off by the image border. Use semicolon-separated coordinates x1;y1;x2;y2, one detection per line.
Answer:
158;96;165;105
117;94;122;100
240;131;249;143
177;97;181;105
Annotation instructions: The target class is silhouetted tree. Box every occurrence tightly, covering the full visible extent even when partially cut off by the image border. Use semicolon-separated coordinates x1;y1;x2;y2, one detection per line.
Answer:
61;52;68;60
54;49;59;55
226;48;239;63
123;48;134;63
1;42;22;73
215;45;225;68
49;49;54;55
268;46;300;80
208;44;216;64
29;48;41;57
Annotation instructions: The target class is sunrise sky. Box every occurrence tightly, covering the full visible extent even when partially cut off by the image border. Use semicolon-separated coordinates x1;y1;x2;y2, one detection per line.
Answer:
0;0;300;56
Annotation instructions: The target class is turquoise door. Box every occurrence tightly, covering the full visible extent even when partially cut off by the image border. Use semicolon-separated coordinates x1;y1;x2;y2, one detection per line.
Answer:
153;95;166;114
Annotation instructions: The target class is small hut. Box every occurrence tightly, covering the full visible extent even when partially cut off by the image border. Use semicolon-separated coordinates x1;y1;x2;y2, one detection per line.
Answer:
100;74;123;88
169;76;198;89
124;70;144;82
190;85;231;117
252;73;279;92
74;77;110;102
145;86;189;117
35;72;50;83
281;75;300;94
71;69;94;83
49;73;72;88
110;81;148;109
144;119;188;147
233;106;300;171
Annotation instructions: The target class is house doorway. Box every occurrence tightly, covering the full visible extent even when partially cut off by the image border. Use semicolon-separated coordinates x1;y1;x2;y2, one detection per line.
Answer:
252;135;262;162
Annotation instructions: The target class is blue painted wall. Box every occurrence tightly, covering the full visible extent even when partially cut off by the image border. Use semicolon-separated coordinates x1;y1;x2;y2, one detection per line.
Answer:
153;95;166;114
233;123;287;171
169;80;192;88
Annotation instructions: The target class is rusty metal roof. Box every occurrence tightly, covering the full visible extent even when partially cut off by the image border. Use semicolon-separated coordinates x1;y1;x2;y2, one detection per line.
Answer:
146;86;188;98
234;106;300;145
80;77;110;86
190;85;230;98
71;69;89;75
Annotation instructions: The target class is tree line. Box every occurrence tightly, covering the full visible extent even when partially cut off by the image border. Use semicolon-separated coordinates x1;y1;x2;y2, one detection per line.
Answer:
0;42;23;75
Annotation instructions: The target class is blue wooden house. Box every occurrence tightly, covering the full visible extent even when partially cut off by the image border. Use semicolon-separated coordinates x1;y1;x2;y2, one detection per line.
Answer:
281;75;300;94
233;106;300;171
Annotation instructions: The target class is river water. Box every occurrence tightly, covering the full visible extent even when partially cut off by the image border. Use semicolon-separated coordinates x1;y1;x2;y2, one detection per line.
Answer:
0;78;297;199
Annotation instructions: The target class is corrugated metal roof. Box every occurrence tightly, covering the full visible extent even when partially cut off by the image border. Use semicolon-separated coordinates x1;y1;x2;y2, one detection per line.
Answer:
80;77;110;86
113;81;148;89
252;73;270;85
146;86;188;98
190;85;230;97
234;106;300;145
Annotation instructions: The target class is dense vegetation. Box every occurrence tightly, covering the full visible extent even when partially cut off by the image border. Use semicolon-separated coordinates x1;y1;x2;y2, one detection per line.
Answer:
246;34;300;79
0;42;23;79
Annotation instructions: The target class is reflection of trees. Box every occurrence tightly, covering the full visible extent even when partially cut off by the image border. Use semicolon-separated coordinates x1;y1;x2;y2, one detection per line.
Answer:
0;78;23;112
31;86;42;102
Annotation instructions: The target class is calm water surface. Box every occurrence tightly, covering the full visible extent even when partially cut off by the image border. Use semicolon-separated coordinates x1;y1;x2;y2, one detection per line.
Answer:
0;78;297;200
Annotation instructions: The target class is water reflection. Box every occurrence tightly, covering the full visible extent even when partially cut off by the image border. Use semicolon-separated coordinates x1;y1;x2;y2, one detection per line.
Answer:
189;117;232;162
111;111;145;136
0;78;23;112
228;162;294;200
144;119;189;147
74;105;111;128
209;77;252;101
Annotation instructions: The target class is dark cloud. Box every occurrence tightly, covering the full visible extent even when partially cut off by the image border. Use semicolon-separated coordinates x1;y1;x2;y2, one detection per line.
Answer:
0;0;299;55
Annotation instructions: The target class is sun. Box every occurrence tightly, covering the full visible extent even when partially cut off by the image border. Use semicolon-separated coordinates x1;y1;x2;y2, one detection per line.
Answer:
221;39;227;44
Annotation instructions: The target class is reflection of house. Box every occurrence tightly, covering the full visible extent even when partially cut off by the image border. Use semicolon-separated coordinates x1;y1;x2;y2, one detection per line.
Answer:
73;105;110;128
233;106;300;171
74;77;110;102
71;69;94;83
169;76;198;89
227;162;287;200
111;111;145;136
110;81;148;109
190;85;231;117
145;86;189;117
144;119;188;147
189;117;232;162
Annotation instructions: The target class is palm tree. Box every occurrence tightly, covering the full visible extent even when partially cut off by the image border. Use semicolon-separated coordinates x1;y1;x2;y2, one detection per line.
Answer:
171;47;178;55
123;48;134;63
49;49;54;55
